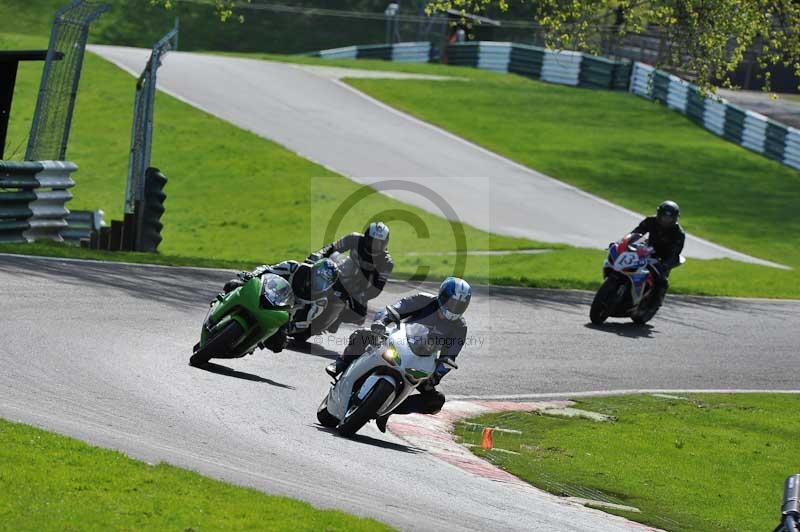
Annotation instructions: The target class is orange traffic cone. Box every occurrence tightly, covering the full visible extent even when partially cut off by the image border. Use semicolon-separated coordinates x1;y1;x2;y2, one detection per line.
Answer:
481;427;494;450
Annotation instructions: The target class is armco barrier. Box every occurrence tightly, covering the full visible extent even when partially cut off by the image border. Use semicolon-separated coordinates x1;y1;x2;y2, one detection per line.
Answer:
310;41;631;91
629;62;800;171
0;160;76;243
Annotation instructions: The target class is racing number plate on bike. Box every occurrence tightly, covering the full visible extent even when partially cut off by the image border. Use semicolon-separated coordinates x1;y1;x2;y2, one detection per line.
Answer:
615;251;642;269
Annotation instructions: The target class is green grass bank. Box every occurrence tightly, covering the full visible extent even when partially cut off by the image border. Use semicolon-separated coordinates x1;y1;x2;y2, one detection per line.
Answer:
0;417;391;531
455;393;800;531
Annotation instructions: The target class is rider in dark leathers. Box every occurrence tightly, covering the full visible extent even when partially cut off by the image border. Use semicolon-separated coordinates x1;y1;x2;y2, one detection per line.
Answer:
632;201;685;303
222;258;339;352
309;222;393;327
326;277;472;432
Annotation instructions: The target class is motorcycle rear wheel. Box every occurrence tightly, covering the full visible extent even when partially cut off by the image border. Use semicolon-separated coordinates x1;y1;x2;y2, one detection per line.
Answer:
190;321;244;366
337;379;395;437
590;278;619;325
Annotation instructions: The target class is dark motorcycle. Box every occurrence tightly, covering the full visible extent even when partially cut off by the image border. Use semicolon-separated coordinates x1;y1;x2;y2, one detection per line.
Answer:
590;232;684;325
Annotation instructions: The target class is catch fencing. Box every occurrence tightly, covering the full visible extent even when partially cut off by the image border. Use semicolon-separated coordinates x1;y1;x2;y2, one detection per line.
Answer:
630;62;800;171
26;0;109;161
126;20;179;217
0;161;76;243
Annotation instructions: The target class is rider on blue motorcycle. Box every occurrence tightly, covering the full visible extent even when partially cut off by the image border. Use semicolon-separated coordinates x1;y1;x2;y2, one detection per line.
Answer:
308;222;393;327
631;201;685;303
326;277;472;432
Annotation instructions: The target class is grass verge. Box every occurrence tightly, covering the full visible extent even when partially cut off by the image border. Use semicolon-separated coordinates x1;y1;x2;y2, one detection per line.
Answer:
3;31;800;297
0;417;390;531
454;394;799;531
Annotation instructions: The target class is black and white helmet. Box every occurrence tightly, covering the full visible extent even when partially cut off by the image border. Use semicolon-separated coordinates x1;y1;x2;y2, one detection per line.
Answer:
437;277;471;320
360;221;390;260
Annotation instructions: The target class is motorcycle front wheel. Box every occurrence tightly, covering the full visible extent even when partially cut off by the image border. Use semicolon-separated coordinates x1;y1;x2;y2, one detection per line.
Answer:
316;396;339;428
336;379;395;437
190;321;244;366
590;277;620;324
632;296;660;324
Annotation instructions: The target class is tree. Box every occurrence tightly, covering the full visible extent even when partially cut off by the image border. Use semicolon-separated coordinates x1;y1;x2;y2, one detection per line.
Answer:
427;0;800;90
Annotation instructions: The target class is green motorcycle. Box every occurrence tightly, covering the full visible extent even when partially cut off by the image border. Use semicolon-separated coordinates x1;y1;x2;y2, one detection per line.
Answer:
190;273;294;366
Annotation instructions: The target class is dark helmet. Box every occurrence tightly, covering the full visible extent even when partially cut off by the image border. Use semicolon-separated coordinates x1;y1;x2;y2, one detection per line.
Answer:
437;277;472;321
359;221;390;262
309;258;339;298
656;201;680;228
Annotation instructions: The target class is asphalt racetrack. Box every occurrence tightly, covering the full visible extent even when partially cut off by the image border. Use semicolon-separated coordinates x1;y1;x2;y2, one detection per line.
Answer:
88;45;784;269
2;255;798;530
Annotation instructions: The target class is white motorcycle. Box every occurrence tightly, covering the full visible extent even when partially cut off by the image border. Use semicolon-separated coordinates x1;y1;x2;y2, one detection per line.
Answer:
317;315;457;437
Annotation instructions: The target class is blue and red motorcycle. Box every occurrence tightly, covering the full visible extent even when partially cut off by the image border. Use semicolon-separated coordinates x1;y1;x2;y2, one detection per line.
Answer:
589;233;682;325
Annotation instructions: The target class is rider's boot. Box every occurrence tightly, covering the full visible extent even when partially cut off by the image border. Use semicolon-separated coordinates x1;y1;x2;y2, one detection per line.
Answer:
223;278;243;294
375;414;390;433
326;316;342;334
325;357;350;378
263;325;289;353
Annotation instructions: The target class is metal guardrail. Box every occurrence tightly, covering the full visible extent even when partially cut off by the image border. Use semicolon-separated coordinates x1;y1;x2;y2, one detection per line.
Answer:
0;160;76;243
630;62;800;171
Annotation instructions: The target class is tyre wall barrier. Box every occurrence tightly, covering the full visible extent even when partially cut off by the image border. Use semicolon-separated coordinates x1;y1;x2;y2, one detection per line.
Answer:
630;61;800;171
445;42;630;91
310;41;631;91
62;209;105;243
0;160;76;243
311;42;435;63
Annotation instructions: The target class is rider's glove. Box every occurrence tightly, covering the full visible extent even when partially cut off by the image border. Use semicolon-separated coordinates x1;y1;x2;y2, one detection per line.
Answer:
237;271;254;281
370;322;387;336
305;252;322;264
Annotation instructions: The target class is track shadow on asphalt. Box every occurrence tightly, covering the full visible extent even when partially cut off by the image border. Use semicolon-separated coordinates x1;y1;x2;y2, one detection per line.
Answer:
287;339;342;360
0;255;232;311
312;425;423;454
584;322;657;339
192;362;295;389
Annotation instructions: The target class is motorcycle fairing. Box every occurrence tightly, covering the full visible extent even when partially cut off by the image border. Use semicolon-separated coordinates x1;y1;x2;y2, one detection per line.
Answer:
326;324;438;420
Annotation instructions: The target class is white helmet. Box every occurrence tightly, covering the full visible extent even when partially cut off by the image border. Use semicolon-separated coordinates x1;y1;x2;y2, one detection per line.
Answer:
361;221;390;258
